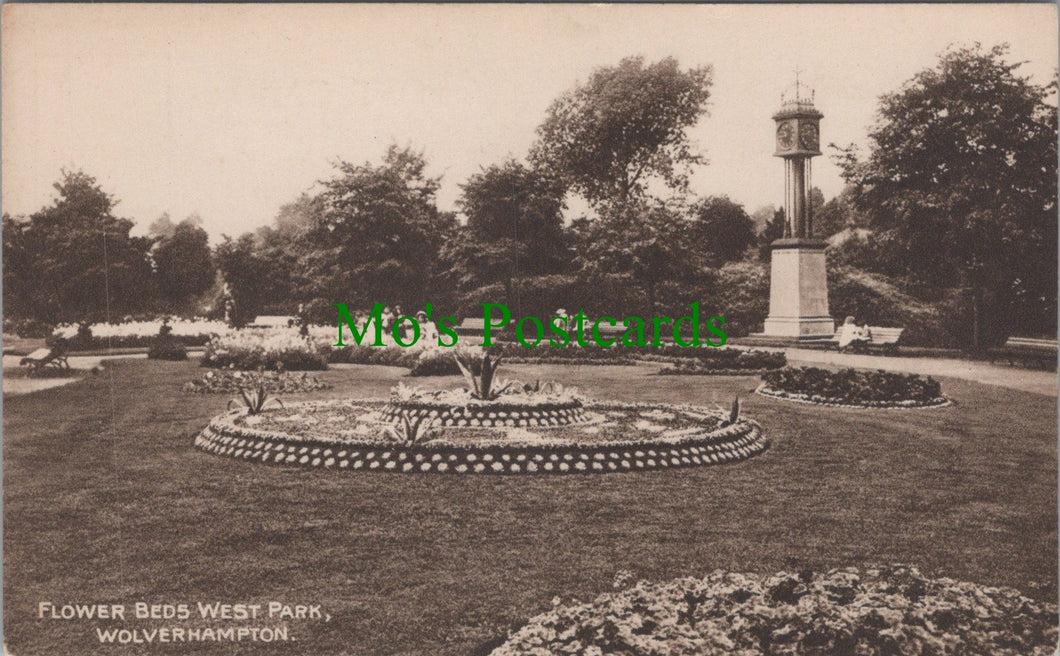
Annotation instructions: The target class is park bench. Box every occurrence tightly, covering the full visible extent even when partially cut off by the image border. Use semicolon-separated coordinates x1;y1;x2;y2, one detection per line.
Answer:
832;326;904;352
989;336;1057;370
19;345;70;375
454;318;487;339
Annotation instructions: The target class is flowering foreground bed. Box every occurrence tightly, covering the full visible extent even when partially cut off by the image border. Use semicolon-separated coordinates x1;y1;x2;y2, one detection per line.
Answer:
195;397;767;474
490;565;1058;655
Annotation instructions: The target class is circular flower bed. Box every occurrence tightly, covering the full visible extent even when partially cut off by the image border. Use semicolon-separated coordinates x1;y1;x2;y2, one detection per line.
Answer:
757;366;949;409
491;565;1058;655
194;400;768;474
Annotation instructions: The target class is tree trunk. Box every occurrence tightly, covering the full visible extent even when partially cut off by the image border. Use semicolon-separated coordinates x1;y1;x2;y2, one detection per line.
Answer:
971;284;981;352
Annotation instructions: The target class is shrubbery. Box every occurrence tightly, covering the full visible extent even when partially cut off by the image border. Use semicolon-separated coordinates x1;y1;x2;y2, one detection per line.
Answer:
3;318;55;338
147;335;187;360
761;366;944;406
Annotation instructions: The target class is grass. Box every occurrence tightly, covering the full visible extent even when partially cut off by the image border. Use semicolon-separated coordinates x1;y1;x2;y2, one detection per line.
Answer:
3;358;1056;655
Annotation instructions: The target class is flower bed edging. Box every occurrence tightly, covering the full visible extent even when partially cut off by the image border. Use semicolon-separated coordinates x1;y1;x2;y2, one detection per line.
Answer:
195;401;769;474
756;384;951;409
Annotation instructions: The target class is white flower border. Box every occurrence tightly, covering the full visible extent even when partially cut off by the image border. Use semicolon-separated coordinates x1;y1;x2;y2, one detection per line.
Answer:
194;400;770;474
756;384;951;410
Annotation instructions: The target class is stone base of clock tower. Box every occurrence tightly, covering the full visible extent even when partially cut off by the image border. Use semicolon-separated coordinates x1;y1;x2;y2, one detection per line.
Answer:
759;238;835;340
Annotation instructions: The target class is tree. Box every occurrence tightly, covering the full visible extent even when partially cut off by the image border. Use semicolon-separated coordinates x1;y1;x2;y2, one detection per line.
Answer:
814;186;866;238
3;170;156;322
314;145;455;309
573;201;702;315
689;195;757;262
838;43;1057;348
530;56;713;214
213;234;285;326
750;205;777;234
459;160;568;275
148;212;177;240
439;229;527;306
757;207;786;261
153;218;215;308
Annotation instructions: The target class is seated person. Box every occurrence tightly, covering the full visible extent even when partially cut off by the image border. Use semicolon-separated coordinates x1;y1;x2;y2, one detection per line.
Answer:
837;316;870;350
416;310;439;345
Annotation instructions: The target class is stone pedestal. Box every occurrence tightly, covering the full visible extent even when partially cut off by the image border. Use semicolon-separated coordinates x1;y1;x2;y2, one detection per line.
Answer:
761;238;835;340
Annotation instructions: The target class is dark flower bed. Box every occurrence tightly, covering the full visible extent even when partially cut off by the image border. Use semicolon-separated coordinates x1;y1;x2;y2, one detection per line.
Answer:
488;343;786;371
492;565;1058;655
328;345;419;368
760;366;945;407
59;333;212;351
183;369;331;394
147;334;187;360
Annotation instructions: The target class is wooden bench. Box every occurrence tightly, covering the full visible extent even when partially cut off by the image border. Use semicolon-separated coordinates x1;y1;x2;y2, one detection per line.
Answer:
454;318;486;338
834;326;904;352
989;336;1057;370
19;346;70;375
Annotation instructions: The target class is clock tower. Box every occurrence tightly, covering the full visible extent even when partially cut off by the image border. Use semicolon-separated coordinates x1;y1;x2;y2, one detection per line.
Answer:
761;76;835;340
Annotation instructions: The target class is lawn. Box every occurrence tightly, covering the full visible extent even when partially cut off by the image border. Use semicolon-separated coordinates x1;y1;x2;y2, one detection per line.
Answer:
3;358;1056;655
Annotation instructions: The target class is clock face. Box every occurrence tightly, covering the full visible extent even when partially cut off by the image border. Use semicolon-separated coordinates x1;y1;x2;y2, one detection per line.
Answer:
776;122;796;150
799;123;820;151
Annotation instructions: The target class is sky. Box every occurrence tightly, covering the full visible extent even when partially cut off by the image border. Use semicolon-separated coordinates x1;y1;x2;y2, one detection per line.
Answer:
3;4;1057;241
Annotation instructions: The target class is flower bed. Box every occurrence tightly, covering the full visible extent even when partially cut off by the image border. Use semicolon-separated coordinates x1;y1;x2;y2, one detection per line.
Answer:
491;565;1058;655
183;369;331;394
194;400;768;474
758;366;948;409
488;343;786;372
201;331;329;371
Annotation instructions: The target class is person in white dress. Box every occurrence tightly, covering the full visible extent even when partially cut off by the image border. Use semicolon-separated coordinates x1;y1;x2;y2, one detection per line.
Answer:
837;316;870;350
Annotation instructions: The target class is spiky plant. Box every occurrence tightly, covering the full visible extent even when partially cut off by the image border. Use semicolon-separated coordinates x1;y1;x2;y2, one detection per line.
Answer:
384;412;437;446
719;395;741;427
228;379;284;415
454;353;513;400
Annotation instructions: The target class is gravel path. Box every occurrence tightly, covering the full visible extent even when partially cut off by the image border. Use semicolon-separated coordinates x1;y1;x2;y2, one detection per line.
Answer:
783;348;1057;397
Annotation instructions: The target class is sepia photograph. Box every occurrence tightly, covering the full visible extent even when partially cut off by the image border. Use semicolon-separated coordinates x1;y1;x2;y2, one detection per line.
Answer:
1;3;1057;654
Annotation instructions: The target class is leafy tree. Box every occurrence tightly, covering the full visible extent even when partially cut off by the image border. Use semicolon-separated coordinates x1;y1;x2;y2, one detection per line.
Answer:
750;205;777;234
459;160;568;275
148;212;177;240
314;145;456;309
213;234;283;326
530;56;713;214
838;43;1057;348
757;207;787;261
153;218;215;307
3;170;155;322
689;195;757;263
573;201;702;315
439;229;527;309
814;186;865;238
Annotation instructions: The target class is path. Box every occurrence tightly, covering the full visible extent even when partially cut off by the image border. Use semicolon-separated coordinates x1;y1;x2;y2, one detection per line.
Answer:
782;347;1057;397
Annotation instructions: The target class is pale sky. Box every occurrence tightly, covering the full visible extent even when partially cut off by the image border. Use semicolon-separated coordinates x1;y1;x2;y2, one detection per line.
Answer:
3;4;1057;241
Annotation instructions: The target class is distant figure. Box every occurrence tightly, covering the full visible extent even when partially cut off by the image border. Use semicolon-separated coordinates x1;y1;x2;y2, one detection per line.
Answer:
380;305;396;334
837;316;870;350
296;303;309;337
416;310;438;345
